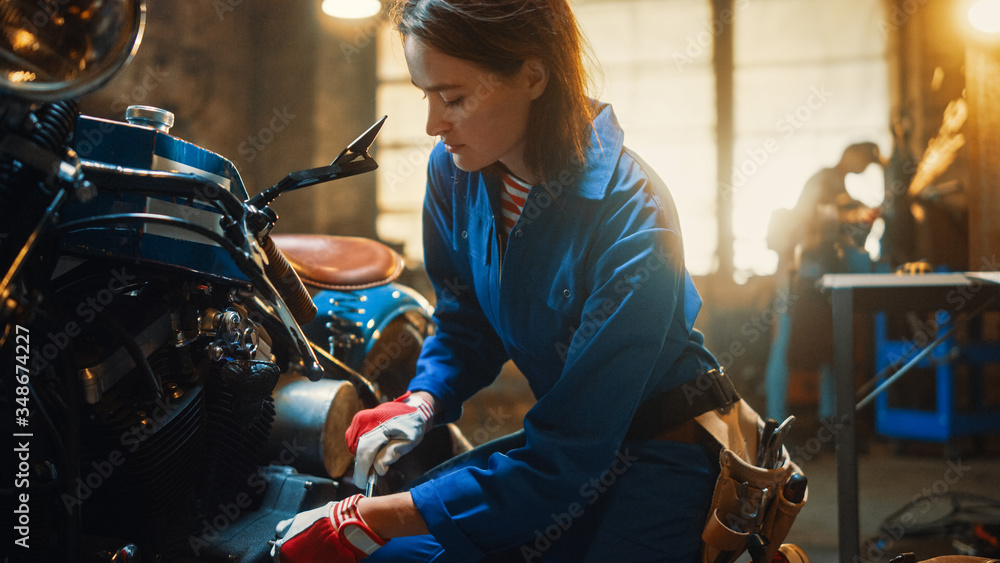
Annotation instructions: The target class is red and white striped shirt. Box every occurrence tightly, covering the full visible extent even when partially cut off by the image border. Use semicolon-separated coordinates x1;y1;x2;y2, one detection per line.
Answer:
500;173;531;235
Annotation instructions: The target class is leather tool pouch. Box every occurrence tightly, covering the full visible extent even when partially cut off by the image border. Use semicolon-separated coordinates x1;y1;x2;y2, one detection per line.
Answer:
696;399;808;563
627;364;807;562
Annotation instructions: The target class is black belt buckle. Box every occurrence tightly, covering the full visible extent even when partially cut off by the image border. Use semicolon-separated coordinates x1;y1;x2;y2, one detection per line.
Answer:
705;367;738;414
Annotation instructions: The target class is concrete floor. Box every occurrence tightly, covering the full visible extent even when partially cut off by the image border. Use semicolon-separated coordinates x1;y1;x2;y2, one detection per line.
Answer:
782;423;1000;563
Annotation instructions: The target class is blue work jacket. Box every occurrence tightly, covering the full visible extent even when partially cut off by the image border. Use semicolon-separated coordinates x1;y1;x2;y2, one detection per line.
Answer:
407;103;714;559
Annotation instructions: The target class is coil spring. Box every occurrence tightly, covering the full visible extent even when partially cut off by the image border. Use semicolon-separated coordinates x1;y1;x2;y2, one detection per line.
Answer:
30;100;79;152
260;235;318;325
0;100;79;189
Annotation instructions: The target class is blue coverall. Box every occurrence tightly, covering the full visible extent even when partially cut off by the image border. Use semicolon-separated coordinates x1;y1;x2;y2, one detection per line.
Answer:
370;103;719;562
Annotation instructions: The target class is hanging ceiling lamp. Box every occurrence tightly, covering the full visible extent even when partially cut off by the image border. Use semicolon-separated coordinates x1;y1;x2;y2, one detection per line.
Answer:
322;0;381;19
968;0;1000;33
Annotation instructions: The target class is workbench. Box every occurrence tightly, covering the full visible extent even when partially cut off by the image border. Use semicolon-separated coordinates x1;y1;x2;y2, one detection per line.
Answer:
820;272;1000;563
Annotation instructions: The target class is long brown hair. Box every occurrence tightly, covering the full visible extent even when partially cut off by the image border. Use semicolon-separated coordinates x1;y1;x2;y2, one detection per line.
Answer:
392;0;596;182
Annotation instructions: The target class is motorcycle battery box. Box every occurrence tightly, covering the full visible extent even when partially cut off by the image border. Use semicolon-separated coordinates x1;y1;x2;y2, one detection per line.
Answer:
62;115;252;282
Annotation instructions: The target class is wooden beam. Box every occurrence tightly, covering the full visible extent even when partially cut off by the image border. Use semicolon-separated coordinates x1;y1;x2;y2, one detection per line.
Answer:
965;41;1000;271
712;0;735;280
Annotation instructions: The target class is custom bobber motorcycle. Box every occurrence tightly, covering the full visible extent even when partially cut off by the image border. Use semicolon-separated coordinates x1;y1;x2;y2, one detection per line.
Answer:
0;1;463;561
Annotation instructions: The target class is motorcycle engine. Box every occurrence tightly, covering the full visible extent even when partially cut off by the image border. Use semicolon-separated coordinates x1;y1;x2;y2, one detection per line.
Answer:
28;263;294;561
0;105;339;561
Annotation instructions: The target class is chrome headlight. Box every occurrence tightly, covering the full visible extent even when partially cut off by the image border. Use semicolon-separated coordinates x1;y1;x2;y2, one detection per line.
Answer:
0;0;145;101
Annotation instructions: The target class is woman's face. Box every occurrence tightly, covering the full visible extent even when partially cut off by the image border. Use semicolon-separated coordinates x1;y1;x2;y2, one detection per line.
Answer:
403;35;546;182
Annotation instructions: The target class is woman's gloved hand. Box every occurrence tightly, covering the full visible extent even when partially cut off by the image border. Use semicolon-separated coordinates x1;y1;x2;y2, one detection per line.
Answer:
271;494;386;562
346;391;435;480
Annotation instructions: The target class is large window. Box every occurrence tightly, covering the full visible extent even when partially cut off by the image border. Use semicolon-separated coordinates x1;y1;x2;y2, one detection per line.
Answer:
576;0;718;275
373;0;889;280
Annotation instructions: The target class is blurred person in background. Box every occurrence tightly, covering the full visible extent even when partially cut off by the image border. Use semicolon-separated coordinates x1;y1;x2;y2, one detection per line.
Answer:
766;142;884;422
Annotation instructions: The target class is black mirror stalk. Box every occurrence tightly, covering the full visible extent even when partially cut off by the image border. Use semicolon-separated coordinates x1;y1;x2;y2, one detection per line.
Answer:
248;115;387;209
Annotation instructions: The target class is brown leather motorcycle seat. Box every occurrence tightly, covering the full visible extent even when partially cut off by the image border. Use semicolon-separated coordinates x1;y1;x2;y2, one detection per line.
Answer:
269;234;405;291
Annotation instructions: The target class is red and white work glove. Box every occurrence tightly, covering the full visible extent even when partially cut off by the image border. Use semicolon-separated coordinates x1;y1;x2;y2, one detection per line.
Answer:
346;391;435;481
271;494;385;562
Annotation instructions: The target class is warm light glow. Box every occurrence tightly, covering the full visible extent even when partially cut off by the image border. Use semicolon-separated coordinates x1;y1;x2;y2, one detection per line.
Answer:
322;0;380;19
12;30;36;52
7;71;37;83
969;0;1000;33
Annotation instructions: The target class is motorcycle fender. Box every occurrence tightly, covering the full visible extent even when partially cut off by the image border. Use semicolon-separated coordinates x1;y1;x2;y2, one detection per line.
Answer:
301;282;433;373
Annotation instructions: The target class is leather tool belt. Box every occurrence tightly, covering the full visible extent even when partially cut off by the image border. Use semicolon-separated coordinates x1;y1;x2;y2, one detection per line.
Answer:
627;367;740;441
627;367;808;563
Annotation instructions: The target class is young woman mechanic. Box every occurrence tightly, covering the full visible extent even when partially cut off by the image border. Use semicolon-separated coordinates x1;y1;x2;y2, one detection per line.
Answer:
272;0;730;560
